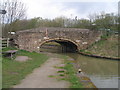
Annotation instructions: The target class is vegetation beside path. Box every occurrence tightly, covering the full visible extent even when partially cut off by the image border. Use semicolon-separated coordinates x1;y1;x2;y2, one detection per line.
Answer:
2;47;48;88
59;55;96;88
52;55;83;88
62;55;83;88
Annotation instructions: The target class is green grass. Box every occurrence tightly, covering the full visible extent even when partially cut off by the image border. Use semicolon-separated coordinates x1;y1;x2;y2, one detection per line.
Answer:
61;55;83;88
59;74;65;76
0;57;2;89
80;34;118;58
48;75;56;78
57;70;65;73
52;55;83;88
2;47;17;52
2;48;49;88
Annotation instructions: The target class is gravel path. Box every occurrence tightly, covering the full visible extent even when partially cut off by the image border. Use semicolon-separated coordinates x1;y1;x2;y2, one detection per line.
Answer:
13;57;70;88
15;56;31;62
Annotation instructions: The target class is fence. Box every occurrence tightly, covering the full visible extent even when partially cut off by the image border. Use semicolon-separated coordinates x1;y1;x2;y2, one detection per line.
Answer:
2;38;9;48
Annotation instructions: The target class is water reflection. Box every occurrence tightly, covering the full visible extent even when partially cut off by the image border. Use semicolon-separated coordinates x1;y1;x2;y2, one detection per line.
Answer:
64;53;119;88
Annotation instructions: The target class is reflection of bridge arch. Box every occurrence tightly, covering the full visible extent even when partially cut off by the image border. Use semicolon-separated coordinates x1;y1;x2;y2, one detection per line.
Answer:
39;38;80;52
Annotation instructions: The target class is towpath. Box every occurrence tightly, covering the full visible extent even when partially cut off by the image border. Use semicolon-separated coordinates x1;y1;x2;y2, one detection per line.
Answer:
13;56;70;88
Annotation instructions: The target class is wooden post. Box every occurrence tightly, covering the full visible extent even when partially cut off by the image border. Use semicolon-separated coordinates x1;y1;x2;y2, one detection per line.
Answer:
7;38;9;47
11;53;13;59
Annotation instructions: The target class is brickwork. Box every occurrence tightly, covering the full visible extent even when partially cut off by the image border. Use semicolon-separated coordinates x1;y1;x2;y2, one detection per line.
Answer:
14;27;102;52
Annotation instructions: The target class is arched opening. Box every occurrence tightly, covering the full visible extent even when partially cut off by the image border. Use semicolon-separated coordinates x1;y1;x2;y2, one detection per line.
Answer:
40;39;78;53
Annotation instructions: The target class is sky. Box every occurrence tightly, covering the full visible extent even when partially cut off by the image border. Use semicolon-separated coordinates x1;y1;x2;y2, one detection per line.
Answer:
21;0;119;19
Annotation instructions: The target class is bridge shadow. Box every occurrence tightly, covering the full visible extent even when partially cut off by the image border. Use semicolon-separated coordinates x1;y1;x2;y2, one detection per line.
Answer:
40;40;78;53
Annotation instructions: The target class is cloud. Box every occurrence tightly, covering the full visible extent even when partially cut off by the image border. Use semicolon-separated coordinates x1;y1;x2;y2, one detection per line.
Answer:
21;0;119;19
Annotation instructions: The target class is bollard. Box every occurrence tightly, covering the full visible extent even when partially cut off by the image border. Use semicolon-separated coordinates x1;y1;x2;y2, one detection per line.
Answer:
78;69;82;73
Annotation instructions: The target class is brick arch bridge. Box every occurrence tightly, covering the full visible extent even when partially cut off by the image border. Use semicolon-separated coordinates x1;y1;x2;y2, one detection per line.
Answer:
14;27;102;52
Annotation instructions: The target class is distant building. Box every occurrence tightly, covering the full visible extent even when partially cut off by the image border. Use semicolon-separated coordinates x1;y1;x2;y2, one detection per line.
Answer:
118;1;120;16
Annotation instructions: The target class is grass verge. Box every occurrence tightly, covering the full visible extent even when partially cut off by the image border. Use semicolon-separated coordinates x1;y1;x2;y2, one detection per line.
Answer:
2;47;48;88
80;34;118;58
61;55;83;88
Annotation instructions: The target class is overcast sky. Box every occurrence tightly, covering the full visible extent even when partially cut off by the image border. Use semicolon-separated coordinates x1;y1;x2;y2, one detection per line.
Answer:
21;0;119;19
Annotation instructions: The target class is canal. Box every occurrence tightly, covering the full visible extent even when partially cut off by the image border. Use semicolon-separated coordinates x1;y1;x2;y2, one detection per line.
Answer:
62;53;119;88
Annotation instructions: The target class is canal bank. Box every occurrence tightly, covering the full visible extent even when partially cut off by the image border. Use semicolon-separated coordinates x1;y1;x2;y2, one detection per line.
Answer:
63;53;119;88
78;52;120;60
60;54;97;88
79;34;119;60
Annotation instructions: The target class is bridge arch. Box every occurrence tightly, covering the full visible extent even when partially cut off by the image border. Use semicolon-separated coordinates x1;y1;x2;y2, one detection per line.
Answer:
39;38;79;52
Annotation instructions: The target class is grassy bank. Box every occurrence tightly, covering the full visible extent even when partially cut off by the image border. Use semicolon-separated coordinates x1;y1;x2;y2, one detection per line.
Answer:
2;47;48;88
59;55;83;88
80;34;118;58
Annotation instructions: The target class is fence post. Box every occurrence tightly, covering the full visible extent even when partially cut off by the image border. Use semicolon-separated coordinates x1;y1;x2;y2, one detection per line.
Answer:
7;38;9;47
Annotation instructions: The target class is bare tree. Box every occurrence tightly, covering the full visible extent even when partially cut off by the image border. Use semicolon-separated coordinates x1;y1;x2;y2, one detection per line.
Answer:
1;0;26;37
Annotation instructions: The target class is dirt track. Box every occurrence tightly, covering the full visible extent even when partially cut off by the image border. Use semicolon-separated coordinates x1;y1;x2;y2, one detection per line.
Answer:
13;57;70;88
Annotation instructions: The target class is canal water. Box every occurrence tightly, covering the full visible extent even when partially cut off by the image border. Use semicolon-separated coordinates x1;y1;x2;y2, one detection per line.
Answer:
63;53;119;88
